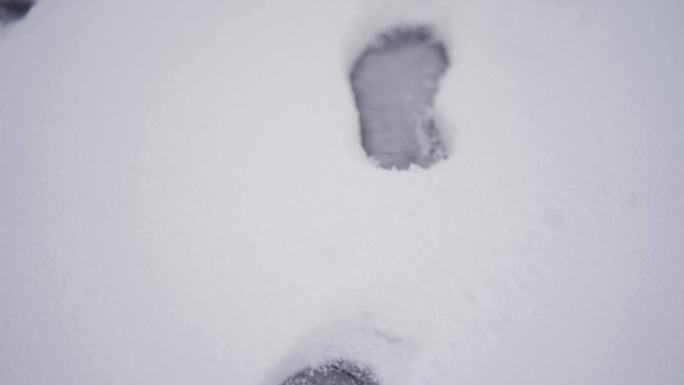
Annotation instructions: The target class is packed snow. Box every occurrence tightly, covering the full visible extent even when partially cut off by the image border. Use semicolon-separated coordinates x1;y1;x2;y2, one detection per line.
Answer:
1;0;683;384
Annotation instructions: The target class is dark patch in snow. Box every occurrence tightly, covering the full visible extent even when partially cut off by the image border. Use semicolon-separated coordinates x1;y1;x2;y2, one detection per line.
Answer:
0;0;34;24
350;26;449;170
281;360;379;385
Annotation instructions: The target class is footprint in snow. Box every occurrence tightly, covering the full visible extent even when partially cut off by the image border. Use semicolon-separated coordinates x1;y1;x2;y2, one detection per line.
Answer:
281;360;378;385
350;25;450;170
0;0;35;24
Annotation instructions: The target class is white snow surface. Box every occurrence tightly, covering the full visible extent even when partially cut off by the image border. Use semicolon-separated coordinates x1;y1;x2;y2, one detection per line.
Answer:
2;0;683;384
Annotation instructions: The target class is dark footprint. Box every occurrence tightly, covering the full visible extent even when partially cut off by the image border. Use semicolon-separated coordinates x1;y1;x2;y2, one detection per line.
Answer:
281;361;378;385
350;26;449;170
0;0;35;24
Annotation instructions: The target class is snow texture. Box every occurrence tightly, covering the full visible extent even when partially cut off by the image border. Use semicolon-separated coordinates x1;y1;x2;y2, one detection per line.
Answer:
1;0;684;384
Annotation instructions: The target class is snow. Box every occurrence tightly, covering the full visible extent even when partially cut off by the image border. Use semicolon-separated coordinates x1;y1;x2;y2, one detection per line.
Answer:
1;0;683;384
